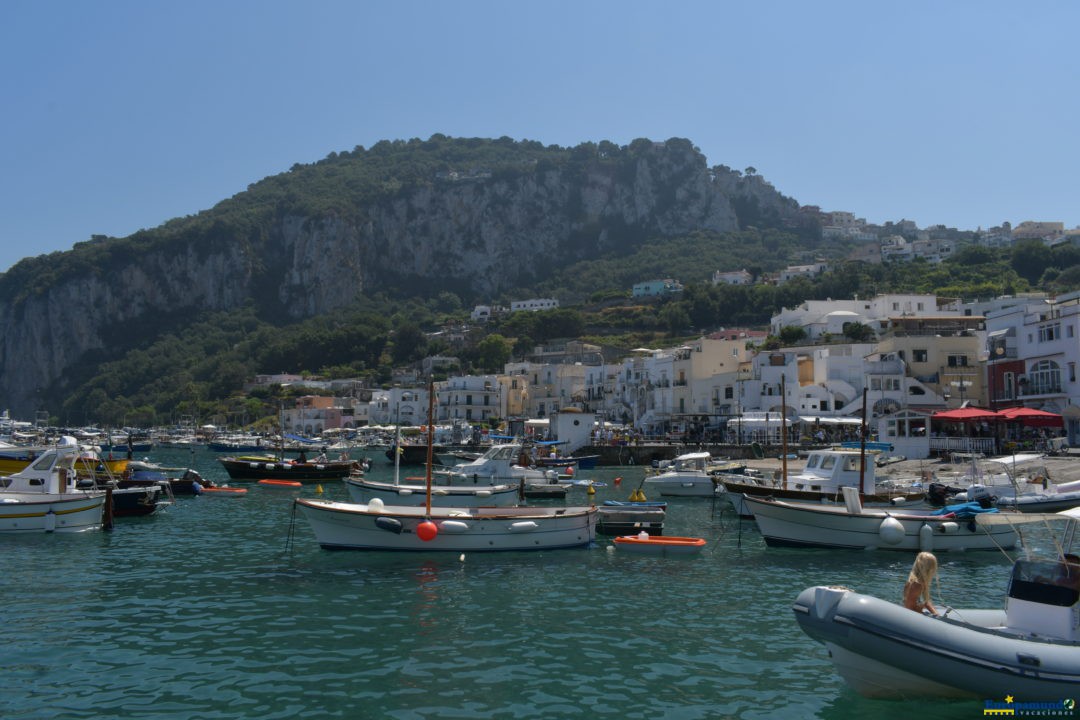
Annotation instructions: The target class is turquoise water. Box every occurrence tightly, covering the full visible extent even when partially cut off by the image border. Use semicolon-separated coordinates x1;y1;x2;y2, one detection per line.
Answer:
1;449;1042;719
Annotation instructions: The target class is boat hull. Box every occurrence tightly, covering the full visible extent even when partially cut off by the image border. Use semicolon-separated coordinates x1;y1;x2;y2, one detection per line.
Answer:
597;506;665;536
745;496;1016;551
0;492;106;533
219;457;356;481
642;473;717;497
722;481;926;518
295;499;597;552
793;585;1080;700
612;535;704;556
343;477;520;507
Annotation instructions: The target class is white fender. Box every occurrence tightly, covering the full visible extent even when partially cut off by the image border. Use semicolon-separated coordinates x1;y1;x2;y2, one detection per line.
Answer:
396;488;413;496
439;520;470;533
940;521;959;534
476;489;491;497
878;516;905;545
919;523;934;551
367;497;385;512
508;520;539;533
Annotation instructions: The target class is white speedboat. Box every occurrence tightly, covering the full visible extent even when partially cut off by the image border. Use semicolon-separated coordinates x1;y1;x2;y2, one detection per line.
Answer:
343;475;520;507
793;507;1080;699
642;451;717;497
438;443;561;487
744;487;1016;552
0;437;106;533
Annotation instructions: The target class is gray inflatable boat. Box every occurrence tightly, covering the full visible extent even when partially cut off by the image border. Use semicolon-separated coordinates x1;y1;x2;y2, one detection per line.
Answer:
793;557;1080;700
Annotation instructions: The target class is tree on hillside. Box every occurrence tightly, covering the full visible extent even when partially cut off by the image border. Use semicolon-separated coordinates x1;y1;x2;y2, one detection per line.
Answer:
472;333;513;372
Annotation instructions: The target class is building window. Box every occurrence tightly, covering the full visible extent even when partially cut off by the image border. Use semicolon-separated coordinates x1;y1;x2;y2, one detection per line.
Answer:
946;355;968;367
1038;323;1060;342
1071;363;1077;383
913;349;928;363
725;386;734;399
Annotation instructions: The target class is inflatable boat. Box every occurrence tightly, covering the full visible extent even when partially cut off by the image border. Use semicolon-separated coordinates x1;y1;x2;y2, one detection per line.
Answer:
793;509;1080;700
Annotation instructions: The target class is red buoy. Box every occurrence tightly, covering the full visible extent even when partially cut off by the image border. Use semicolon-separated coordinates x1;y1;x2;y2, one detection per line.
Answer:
417;520;438;541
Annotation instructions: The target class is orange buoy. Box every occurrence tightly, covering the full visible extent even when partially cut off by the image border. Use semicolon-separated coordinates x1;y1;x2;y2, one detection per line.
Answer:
614;476;622;486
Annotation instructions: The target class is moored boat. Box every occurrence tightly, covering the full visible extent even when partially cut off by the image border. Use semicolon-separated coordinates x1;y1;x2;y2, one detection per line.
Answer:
641;451;718;497
721;447;925;517
597;500;666;536
794;507;1080;699
612;533;705;556
219;454;358;481
343;475;520;507
0;437;107;533
294;497;597;552
744;488;1016;552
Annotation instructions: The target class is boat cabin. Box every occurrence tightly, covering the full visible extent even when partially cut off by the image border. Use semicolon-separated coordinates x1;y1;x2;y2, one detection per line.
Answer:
668;452;711;473
1006;558;1080;641
788;449;875;495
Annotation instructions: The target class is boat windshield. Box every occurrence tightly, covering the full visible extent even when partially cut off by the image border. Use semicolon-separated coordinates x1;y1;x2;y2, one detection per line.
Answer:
1009;559;1080;607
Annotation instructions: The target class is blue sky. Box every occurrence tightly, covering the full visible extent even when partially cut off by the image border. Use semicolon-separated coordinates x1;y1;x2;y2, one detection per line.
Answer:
2;1;1077;272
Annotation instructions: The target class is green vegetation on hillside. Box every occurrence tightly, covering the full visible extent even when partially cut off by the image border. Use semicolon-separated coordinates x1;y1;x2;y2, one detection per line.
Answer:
5;136;1080;426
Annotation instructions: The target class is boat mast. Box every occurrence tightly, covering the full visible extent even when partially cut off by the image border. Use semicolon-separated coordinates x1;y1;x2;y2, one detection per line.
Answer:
424;379;436;516
859;388;868;494
781;374;788;489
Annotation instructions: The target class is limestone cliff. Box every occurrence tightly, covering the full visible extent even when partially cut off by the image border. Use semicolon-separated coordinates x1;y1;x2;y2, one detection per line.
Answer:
0;136;803;415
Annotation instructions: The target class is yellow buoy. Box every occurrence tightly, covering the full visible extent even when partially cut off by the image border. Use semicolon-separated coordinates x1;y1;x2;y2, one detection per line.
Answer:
587;483;596;496
315;484;324;494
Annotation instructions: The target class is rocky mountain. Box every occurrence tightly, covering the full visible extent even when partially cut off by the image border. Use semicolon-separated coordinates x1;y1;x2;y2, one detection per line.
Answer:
0;136;805;416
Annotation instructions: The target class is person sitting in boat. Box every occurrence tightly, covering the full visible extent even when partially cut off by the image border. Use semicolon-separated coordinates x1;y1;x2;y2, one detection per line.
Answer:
315;451;328;462
903;551;939;615
297;450;308;464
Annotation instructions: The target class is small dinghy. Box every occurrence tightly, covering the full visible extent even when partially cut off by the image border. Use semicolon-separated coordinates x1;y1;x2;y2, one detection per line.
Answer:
613;532;705;556
201;486;248;497
258;479;303;488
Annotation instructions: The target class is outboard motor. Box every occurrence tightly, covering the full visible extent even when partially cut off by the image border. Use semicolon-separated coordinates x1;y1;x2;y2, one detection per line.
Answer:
966;484;996;509
926;481;964;507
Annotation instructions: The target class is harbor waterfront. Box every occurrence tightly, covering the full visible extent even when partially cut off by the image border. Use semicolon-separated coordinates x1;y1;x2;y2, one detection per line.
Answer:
1;447;1063;719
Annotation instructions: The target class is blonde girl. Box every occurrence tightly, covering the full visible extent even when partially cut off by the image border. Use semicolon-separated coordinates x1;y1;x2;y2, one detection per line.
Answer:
903;551;939;614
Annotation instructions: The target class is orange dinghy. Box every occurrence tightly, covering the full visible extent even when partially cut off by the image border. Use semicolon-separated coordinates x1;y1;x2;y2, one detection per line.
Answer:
201;486;248;497
613;533;706;556
258;479;302;488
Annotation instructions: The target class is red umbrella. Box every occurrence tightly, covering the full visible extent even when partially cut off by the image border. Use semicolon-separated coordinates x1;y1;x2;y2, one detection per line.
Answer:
931;407;1003;422
997;406;1064;427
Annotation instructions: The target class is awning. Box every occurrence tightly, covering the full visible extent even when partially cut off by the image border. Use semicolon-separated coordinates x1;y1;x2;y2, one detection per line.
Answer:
799;416;863;425
932;407;1002;422
997;406;1064;427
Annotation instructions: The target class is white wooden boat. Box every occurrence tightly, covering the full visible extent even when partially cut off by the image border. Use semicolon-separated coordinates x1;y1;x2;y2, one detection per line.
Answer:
295;385;597;552
793;507;1080;699
744;487;1016;551
343;475;520;507
294;497;597;552
721;448;924;517
0;437;106;533
641;451;717;496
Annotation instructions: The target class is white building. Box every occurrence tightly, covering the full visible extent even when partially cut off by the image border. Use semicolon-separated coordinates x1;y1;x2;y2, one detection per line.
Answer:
712;269;753;286
510;298;559;313
435;375;501;424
